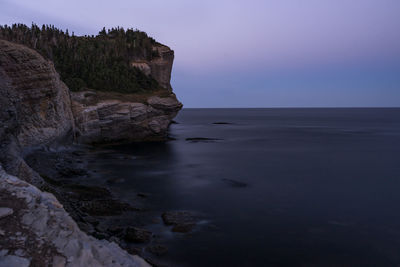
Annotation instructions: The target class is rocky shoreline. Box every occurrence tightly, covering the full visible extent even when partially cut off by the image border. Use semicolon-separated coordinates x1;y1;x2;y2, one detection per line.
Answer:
24;147;204;266
0;38;182;266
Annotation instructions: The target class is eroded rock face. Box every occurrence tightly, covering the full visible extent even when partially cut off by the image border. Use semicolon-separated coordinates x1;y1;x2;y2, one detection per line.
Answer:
131;44;174;91
0;39;75;185
0;39;182;266
0;40;158;266
0;40;74;148
71;91;182;143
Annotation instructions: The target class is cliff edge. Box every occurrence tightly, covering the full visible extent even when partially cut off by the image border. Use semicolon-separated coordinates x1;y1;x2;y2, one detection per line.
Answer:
0;37;181;266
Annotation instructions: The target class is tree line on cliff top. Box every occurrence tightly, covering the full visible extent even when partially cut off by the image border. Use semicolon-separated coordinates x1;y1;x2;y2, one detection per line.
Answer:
0;23;162;93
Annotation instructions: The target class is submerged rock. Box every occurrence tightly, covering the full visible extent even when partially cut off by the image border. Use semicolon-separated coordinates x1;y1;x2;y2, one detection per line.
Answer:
161;211;200;233
125;227;152;243
147;244;168;256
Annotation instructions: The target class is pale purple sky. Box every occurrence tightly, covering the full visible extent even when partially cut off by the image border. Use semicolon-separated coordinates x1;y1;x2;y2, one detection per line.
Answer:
1;0;400;107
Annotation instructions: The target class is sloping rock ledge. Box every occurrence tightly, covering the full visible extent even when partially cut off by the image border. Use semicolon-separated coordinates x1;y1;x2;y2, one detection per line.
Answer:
0;166;150;267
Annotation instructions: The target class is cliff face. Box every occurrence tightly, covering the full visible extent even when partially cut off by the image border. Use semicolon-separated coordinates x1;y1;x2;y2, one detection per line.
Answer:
131;44;175;91
0;37;182;145
0;38;181;266
0;40;74;148
71;43;182;143
149;44;174;91
0;40;75;185
71;91;182;143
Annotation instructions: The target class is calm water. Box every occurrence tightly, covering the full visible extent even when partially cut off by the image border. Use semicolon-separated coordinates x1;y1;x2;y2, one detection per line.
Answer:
89;108;400;266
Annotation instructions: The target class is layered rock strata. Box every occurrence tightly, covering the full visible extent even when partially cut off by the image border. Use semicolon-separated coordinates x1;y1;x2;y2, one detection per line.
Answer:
71;91;182;143
0;38;181;266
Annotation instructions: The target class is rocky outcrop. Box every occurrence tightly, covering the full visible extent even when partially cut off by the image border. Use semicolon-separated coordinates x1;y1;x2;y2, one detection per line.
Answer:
73;43;182;143
71;91;182;143
0;39;75;185
131;44;175;91
0;39;182;266
0;40;74;148
0;166;150;267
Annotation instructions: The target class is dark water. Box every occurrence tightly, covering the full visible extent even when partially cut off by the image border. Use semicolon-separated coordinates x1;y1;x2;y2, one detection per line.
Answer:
90;108;400;266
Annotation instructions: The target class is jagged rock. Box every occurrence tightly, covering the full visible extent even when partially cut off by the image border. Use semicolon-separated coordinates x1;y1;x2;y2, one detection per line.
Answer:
0;167;150;267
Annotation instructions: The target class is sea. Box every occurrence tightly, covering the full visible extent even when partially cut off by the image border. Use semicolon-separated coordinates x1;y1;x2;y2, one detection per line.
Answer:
87;108;400;266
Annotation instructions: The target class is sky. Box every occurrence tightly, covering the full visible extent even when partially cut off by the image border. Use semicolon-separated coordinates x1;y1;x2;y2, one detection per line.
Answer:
1;0;400;107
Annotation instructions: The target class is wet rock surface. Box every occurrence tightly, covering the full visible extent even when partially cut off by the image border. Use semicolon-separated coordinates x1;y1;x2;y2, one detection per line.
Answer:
24;148;174;265
23;147;213;266
147;244;168;256
161;211;201;233
125;227;152;243
25;149;144;236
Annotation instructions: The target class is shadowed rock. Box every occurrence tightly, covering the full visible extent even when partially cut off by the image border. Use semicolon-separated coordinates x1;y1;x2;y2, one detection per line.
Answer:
147;244;168;256
161;211;200;233
125;227;152;243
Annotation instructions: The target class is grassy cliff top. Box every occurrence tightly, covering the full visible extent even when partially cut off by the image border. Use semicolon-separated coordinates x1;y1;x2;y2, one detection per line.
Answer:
0;23;163;93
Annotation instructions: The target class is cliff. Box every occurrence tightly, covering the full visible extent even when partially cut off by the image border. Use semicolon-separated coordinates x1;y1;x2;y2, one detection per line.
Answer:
71;90;182;143
0;40;74;148
0;24;169;93
0;40;74;186
0;36;181;265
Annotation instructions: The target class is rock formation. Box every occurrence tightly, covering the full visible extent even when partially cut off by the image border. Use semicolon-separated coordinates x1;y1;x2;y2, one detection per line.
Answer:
0;167;150;267
0;39;74;185
0;40;75;148
0;37;181;266
71;91;182;143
